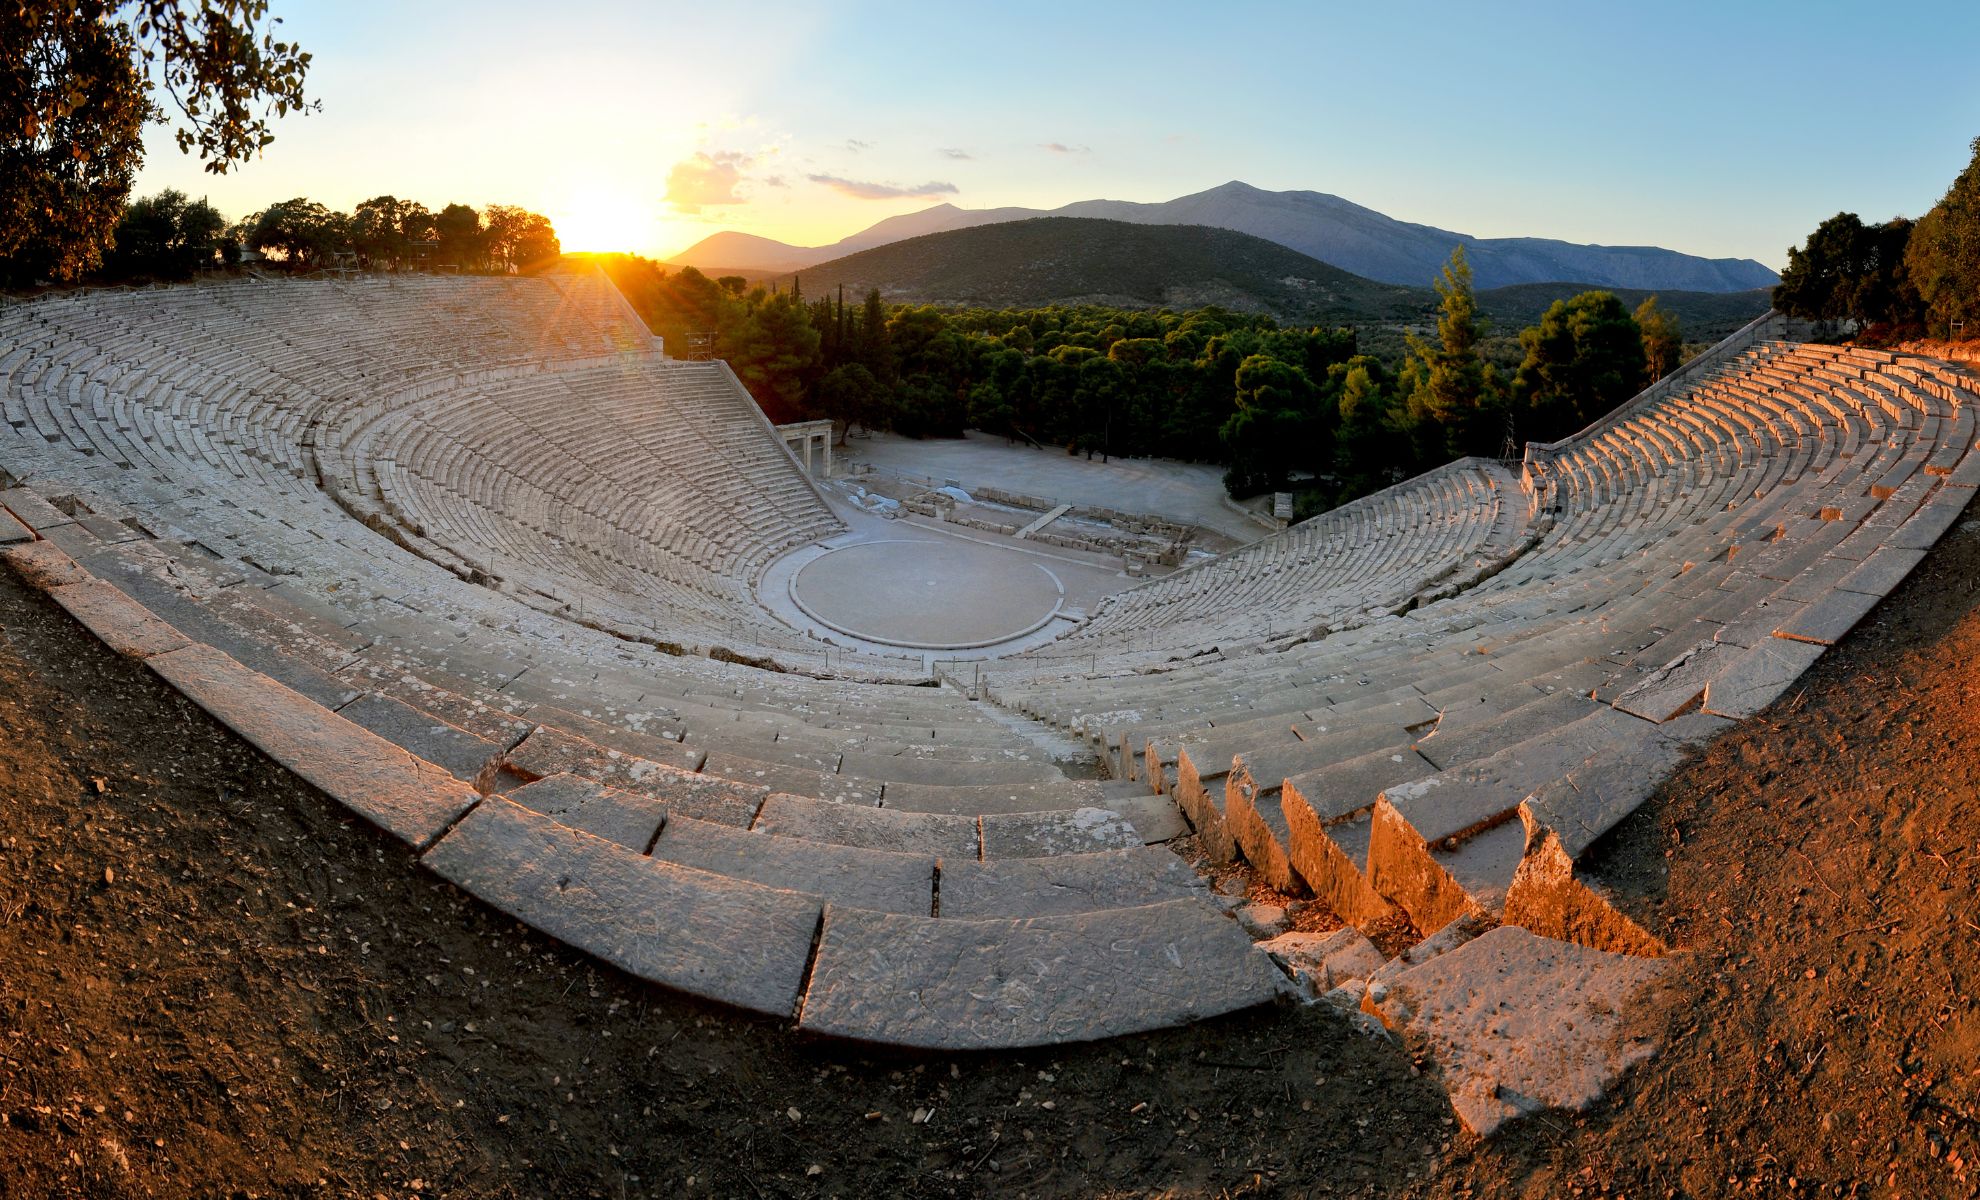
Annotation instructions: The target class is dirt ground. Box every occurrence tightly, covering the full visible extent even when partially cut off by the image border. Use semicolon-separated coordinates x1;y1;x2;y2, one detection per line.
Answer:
2;512;1978;1198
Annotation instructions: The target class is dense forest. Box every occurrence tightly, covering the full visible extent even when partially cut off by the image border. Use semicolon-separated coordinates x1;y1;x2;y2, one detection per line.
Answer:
601;250;1683;509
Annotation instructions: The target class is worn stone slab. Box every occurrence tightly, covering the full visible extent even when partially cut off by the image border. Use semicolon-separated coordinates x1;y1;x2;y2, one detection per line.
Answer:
1773;587;1881;646
939;847;1205;918
877;777;1102;816
45;578;191;659
1837;545;1928;598
1370;806;1526;931
797;899;1285;1048
1171;743;1235;861
754;792;980;858
1413;692;1599;771
1096;790;1190;843
424;797;818;1017
2;539;88;590
1701;632;1827;718
1281;783;1395;927
1257;928;1388;996
0;488;77;531
338;692;498;782
702;749;881;806
1223;761;1304;894
1366;925;1666;1137
1226;725;1416;798
980;806;1142;858
838;748;1059;786
0;508;32;545
1610;640;1730;723
1891;489;1974;549
1504;833;1665;958
1377;711;1651;849
147;643;478;848
506;726;763;827
651;814;934;915
504;773;667;853
1519;725;1721;862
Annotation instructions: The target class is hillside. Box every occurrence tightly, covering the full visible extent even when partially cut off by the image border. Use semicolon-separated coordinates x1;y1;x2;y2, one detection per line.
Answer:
673;180;1779;293
767;217;1772;338
776;217;1428;322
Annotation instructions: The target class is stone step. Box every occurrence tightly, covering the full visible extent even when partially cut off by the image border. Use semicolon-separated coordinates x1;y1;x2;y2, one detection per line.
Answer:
503;725;764;827
424;797;818;1018
1363;925;1666;1137
651;814;936;916
795;899;1286;1049
878;777;1104;816
937;847;1206;918
754;792;980;858
504;773;668;853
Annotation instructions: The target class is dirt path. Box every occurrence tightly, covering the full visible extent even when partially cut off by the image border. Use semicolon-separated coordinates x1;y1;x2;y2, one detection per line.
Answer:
3;511;1979;1198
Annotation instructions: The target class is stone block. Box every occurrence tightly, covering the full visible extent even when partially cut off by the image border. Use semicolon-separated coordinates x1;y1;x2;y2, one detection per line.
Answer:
1836;545;1928;598
1257;928;1388;995
0;508;32;545
796;899;1285;1049
980;806;1142;858
753;792;980;858
424;797;818;1018
701;750;880;805
2;539;88;590
505;726;764;827
1503;833;1665;958
1171;743;1234;861
338;692;499;783
1773;588;1881;646
877;778;1102;815
938;847;1204;919
1098;792;1190;843
45;578;191;659
652;814;934;915
506;773;668;853
1413;691;1599;771
1365;925;1665;1137
1281;784;1393;927
148;643;478;848
1700;637;1827;718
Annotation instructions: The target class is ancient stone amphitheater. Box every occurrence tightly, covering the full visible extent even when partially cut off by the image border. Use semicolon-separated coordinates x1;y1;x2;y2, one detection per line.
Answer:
4;265;1974;1134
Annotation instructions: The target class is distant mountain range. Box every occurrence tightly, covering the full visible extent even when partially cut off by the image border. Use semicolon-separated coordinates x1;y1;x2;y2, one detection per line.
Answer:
670;180;1779;294
770;217;1773;341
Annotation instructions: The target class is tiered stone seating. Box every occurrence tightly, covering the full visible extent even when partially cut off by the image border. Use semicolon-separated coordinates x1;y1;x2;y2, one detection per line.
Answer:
0;270;1281;1050
991;326;1980;959
1000;457;1531;671
7;270;1978;1091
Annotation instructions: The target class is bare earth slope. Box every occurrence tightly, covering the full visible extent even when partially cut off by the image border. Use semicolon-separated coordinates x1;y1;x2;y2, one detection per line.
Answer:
4;512;1979;1197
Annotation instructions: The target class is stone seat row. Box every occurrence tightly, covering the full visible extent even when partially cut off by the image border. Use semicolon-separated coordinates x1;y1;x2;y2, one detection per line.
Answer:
987;332;1978;956
0;530;1275;1049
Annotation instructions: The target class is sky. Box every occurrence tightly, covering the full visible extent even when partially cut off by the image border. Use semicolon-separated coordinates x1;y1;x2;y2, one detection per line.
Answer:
133;0;1980;268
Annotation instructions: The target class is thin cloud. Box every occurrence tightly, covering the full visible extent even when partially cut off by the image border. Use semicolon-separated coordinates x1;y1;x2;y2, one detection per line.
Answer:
808;174;959;201
664;150;753;212
1040;142;1091;155
938;147;974;160
845;139;873;152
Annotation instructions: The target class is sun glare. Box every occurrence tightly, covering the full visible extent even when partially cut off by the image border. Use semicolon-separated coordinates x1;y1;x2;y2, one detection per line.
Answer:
556;191;651;254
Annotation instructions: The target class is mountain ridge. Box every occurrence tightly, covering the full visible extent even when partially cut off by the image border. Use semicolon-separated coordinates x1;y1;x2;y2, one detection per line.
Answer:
765;216;1773;341
671;180;1778;293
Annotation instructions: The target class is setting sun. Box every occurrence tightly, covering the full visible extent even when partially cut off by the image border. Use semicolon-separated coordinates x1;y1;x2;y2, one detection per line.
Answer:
554;189;653;253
